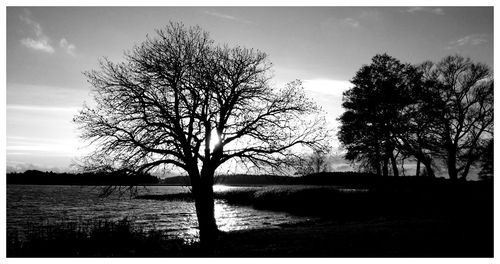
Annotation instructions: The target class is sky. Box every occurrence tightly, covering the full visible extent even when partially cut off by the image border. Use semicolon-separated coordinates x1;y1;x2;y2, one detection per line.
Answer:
5;6;494;172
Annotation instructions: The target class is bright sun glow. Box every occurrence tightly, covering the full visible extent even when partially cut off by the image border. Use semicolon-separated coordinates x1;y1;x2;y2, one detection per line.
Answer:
212;185;236;193
209;130;221;151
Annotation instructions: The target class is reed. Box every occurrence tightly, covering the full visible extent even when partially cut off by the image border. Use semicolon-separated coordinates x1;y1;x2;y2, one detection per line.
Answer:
7;218;192;257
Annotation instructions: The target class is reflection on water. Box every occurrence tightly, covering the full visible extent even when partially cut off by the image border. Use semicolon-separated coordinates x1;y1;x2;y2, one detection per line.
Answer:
7;185;314;242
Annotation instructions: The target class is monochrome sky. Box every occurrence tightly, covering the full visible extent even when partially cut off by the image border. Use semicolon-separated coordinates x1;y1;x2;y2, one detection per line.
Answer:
6;6;493;172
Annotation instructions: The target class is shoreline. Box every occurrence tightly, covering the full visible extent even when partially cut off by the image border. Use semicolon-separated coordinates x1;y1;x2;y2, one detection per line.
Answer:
7;182;493;257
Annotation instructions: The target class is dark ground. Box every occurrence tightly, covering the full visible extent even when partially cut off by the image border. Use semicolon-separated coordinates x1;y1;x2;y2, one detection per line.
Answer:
213;216;491;257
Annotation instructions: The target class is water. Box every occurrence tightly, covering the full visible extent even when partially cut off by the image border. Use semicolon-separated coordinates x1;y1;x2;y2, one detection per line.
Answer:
7;184;314;242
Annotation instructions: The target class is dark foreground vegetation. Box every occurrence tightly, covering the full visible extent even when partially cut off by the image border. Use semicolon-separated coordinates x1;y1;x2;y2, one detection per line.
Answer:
7;218;191;257
216;178;493;257
8;175;493;257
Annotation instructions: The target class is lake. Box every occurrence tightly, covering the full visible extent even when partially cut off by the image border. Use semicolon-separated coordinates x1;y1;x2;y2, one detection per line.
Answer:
7;184;315;242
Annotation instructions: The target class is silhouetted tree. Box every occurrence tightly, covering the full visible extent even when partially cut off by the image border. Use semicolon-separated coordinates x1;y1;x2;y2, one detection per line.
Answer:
293;149;330;175
419;55;493;180
478;138;493;180
338;54;418;176
393;62;442;178
74;22;329;246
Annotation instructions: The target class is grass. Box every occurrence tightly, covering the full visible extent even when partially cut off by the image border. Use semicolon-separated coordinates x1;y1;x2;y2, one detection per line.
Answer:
7;218;196;257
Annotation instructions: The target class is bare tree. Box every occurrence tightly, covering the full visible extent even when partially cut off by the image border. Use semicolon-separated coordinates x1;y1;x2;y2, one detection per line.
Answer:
478;138;493;180
74;22;329;245
292;149;331;175
420;55;493;180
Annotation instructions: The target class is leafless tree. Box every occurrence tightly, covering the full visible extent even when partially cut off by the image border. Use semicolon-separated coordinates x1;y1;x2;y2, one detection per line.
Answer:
74;22;329;245
292;149;330;175
419;55;493;180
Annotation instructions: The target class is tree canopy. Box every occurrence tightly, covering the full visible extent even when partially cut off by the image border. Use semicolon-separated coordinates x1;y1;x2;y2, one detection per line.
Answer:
338;54;420;176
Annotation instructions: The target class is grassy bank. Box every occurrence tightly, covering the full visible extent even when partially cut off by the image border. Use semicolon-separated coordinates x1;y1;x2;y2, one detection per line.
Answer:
7;218;196;257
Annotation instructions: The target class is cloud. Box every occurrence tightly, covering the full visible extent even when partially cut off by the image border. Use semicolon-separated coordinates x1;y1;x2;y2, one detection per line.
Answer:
20;38;54;53
342;18;360;28
19;11;43;37
203;10;256;25
19;10;77;56
405;7;445;15
323;9;381;30
7;104;80;113
7;144;73;154
359;10;382;21
447;34;488;49
322;17;360;31
7;83;90;108
60;38;77;56
19;11;55;53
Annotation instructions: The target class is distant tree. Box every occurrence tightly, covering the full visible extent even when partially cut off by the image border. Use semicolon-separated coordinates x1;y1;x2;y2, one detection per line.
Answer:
293;149;330;175
338;54;418;176
74;22;329;246
419;55;493;180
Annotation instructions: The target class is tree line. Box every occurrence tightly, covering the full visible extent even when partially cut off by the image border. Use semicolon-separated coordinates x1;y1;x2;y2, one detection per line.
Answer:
338;54;493;181
7;170;159;185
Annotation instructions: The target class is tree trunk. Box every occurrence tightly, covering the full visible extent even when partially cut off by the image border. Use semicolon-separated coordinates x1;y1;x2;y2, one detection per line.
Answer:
422;158;435;178
460;163;472;181
382;142;392;177
415;158;421;177
374;140;382;176
382;156;389;177
191;171;218;250
447;148;458;181
459;148;478;181
416;140;421;177
390;152;399;177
